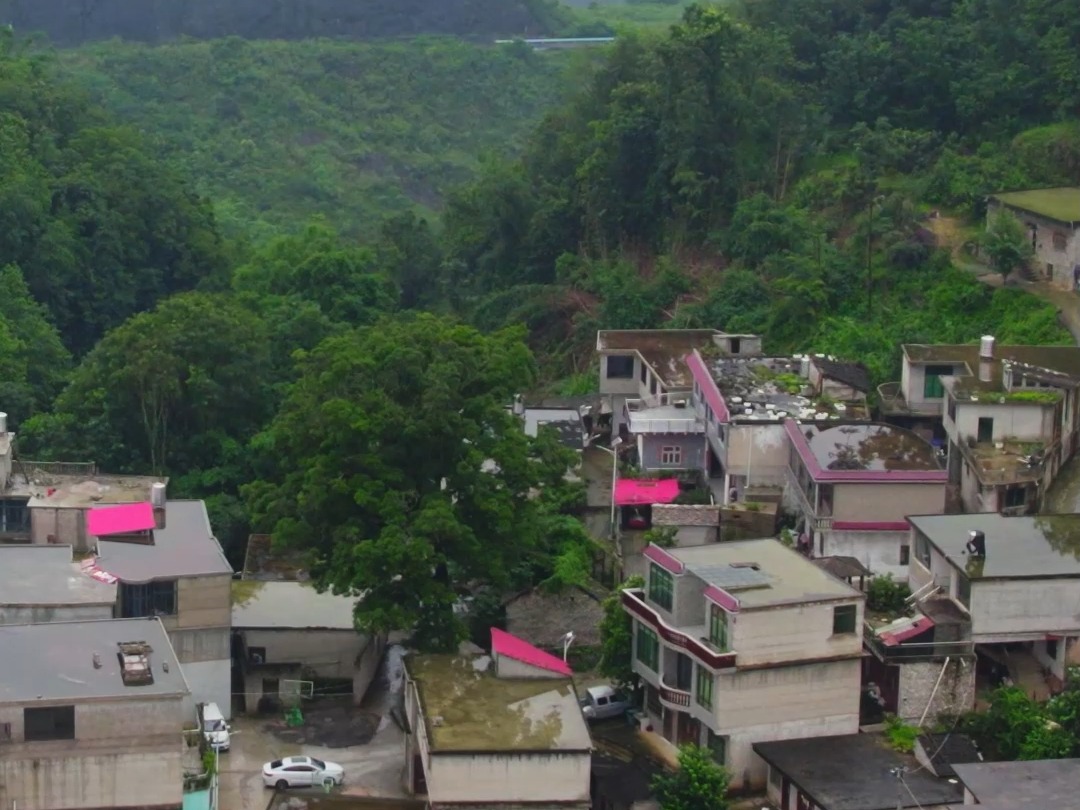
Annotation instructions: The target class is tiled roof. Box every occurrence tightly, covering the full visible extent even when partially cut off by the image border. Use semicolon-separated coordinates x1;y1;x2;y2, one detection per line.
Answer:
651;504;720;527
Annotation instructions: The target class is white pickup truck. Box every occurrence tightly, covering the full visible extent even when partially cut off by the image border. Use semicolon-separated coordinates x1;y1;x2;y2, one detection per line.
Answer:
578;685;630;721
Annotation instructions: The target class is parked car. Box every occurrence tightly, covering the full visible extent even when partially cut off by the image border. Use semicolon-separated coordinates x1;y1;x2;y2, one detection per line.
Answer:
579;685;630;720
262;756;345;789
201;702;230;752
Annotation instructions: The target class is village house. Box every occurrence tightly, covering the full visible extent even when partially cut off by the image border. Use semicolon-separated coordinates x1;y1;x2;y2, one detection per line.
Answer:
622;538;865;790
784;421;947;578
231;580;385;713
86;493;233;718
0;544;117;624
878;338;1080;514
905;513;1080;699
650;503;721;546
986;187;1080;289
0;617;190;810
753;733;962;810
403;628;591;810
686;338;870;503
504;583;605;650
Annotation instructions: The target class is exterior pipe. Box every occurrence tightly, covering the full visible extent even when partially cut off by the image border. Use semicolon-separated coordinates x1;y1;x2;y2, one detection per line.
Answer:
919;656;952;728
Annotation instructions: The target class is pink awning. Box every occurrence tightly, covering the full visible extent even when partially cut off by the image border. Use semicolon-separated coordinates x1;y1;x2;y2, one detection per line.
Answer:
491;628;572;676
615;478;680;506
880;615;935;647
86;502;155;537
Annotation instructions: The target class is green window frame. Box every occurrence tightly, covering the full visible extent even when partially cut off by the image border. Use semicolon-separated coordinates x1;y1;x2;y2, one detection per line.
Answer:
923;365;952;399
832;604;857;635
649;565;674;611
709;604;729;651
695;666;714;710
707;730;726;765
636;624;659;671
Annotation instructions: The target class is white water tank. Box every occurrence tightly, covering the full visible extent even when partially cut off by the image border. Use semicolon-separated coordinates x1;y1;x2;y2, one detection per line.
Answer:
0;412;6;433
980;335;995;359
151;482;167;509
799;354;811;378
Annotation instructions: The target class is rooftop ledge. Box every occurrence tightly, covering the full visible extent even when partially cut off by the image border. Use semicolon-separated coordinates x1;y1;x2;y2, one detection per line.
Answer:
621;588;737;671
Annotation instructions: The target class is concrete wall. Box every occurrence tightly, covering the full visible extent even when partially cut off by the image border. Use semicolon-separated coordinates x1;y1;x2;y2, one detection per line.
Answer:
639;434;707;472
0;603;114;625
175;574;232;630
31;506;91;552
732;601;864;668
896;658;976;722
988;200;1080;288
725;424;789;489
969;579;1080;640
671;526;716;547
599;354;642;397
717;659;861;789
902;362;965;412
951;401;1053;444
179;658;230;721
0;695;185;810
821;529;909;579
832;482;945;523
240;628;369;679
427;751;590;804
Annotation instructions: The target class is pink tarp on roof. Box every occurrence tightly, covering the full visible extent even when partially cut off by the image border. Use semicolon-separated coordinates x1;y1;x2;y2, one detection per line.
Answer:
491;627;572;676
86;502;155;537
615;478;680;506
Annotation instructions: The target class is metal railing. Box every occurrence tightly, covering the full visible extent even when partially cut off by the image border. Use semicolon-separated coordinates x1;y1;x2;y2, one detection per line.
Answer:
19;460;98;477
622;589;737;671
876;383;944;416
863;625;974;663
625;391;704;434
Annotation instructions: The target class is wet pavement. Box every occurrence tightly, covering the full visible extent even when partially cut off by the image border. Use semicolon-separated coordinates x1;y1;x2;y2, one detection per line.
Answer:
219;646;409;810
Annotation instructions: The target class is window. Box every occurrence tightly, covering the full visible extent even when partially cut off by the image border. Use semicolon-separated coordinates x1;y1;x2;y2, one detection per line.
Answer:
0;497;30;533
977;416;994;444
1053;232;1067;252
923;365;952;399
709;604;729;651
947;396;956;423
707;731;727;765
648;565;674;611
695;666;714;710
832;604;857;635
1004;486;1027;509
914;532;932;568
248;646;267;664
730;338;741;354
1047;639;1059;661
900;545;910;566
636;624;659;671
607;356;634;379
660;445;683;466
119;580;177;618
24;706;75;741
640;363;648;383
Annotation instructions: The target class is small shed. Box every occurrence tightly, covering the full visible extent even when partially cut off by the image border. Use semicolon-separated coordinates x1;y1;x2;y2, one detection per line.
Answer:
812;556;873;591
650;504;720;547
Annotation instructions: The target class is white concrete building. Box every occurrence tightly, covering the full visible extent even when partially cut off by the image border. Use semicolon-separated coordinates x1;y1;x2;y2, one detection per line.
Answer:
622;539;865;790
986;187;1080;289
231;580;385;712
0;617;189;810
0;545;117;624
90;498;233;718
403;629;591;810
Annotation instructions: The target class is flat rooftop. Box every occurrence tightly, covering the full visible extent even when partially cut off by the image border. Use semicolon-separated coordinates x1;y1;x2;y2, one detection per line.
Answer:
908;513;1080;579
797;423;943;473
671;538;861;608
521;407;584;449
904;343;1080;398
709;354;869;422
991;187;1080;224
0;545;116;606
95;500;232;581
232;581;360;631
952;758;1080;806
597;329;720;388
754;734;962;810
0;617;188;703
405;653;591;753
5;464;167;509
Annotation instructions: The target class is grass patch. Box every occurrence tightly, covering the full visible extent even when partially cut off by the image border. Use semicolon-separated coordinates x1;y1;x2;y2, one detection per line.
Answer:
991;188;1080;223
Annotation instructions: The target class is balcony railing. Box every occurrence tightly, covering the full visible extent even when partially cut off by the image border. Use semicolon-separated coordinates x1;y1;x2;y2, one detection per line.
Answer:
784;467;833;531
625;392;705;435
658;675;691;708
863;621;974;663
876;383;944;416
622;588;737;671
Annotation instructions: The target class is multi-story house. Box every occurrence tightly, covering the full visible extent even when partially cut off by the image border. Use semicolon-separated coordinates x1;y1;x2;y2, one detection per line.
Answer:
880;337;1080;514
906;512;1080;695
596;330;720;472
621;539;864;789
784;420;947;578
986;187;1080;289
686;339;871;503
0;617;189;810
88;491;233;718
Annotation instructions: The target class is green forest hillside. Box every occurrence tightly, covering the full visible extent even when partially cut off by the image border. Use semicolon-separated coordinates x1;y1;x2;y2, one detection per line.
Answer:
58;38;585;240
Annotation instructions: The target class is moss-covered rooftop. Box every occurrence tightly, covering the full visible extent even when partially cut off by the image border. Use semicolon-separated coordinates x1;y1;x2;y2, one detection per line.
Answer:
405;653;592;754
991;187;1080;224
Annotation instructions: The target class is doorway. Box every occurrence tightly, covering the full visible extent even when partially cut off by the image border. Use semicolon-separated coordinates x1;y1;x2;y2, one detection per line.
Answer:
977;417;994;444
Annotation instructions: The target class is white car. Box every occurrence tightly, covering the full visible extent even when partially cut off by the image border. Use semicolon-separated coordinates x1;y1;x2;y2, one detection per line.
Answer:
262;756;345;790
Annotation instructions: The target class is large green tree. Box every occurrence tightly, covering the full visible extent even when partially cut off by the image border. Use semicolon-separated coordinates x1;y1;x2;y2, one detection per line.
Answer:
244;314;584;650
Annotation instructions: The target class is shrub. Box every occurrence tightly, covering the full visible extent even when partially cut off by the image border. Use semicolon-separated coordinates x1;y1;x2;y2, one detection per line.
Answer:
867;576;911;614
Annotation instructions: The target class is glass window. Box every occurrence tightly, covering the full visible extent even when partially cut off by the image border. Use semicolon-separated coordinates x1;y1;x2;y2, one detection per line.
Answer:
648;565;674;611
635;624;659;671
709;603;728;651
660;446;683;466
695;666;714;710
923;365;952;399
914;532;932;568
607;356;634;379
24;706;75;741
833;604;857;635
119;580;177;617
